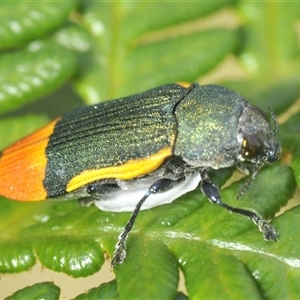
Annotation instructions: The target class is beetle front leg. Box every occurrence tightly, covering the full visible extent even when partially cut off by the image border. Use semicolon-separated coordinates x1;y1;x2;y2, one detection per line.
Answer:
200;171;278;241
111;177;183;269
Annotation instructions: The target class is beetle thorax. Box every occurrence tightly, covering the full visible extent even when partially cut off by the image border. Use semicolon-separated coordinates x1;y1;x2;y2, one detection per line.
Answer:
173;85;244;169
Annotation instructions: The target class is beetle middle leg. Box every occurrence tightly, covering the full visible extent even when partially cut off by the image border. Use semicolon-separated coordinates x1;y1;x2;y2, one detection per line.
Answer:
78;182;119;206
111;177;184;269
200;170;278;241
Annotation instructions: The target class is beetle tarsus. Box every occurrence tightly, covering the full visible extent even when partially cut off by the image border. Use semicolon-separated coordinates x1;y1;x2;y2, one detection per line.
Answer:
111;233;127;269
255;218;278;241
200;171;278;241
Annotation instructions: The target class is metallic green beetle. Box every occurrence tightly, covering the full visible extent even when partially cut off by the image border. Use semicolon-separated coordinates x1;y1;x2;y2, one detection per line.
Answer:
0;82;281;268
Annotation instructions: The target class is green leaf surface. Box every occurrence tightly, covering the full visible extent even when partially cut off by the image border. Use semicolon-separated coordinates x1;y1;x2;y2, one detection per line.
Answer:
0;241;35;273
238;207;300;299
175;292;189;300
173;203;300;300
115;236;178;299
0;115;49;149
75;280;119;300
35;236;104;278
223;2;300;113
54;24;93;53
278;111;300;186
0;40;78;114
174;242;263;299
0;1;76;50
5;282;60;300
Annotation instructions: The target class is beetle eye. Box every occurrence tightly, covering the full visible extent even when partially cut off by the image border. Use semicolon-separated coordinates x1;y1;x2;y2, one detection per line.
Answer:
267;143;280;163
267;152;277;163
241;134;263;159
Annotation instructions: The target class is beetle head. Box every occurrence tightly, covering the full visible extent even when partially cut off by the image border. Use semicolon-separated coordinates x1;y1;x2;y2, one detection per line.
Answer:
236;103;281;199
237;104;280;165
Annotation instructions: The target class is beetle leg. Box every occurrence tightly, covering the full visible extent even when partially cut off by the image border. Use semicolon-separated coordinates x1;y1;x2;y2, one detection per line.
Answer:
236;162;252;176
200;171;278;241
111;177;184;269
78;182;120;206
87;182;119;197
78;197;94;207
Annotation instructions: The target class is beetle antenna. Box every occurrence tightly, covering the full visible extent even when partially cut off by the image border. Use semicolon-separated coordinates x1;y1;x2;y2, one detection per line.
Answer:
236;161;265;200
269;107;278;135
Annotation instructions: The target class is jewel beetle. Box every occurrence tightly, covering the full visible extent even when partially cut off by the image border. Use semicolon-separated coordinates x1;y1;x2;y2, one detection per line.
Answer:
0;82;280;268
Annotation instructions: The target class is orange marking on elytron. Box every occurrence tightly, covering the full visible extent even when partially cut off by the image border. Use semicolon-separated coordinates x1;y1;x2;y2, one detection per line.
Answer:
67;147;173;193
0;118;60;201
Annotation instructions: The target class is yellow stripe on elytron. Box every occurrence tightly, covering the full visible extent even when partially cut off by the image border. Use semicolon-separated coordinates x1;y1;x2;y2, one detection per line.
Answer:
66;146;173;193
176;81;193;88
